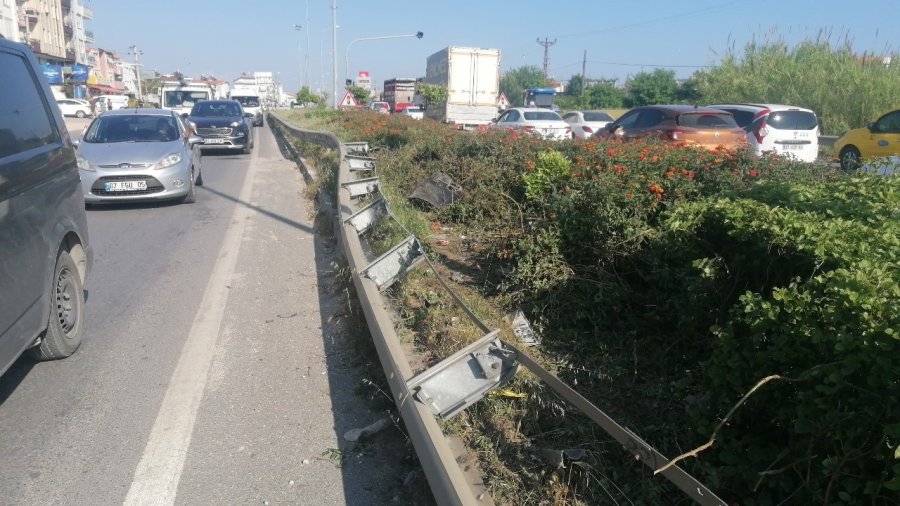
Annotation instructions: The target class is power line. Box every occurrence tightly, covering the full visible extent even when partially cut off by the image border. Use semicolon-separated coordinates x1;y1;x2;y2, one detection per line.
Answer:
557;0;752;39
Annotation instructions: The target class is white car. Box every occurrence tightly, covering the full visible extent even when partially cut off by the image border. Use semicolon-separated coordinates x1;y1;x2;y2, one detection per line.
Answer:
57;98;92;118
708;103;819;162
492;108;571;140
399;106;424;120
562;110;615;139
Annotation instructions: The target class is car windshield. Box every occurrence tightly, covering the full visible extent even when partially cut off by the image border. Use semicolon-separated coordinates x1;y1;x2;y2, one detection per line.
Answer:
766;111;818;130
583;112;614;122
523;111;562;121
233;96;259;107
191;102;242;117
677;113;738;128
83;115;180;143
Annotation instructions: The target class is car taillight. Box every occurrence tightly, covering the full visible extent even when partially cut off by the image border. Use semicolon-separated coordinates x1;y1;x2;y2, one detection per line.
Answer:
523;126;535;133
752;109;771;143
667;129;684;141
582;126;593;134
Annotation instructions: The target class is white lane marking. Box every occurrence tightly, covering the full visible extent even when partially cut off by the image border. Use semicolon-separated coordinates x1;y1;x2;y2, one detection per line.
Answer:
124;145;260;506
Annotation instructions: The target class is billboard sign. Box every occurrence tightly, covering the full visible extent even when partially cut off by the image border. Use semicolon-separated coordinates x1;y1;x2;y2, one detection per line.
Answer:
70;65;90;82
42;63;63;84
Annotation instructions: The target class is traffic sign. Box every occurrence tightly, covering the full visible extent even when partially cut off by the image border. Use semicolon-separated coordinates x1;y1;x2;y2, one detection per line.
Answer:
339;90;358;109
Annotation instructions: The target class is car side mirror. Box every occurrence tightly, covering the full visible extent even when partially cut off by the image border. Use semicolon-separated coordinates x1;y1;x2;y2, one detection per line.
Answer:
72;139;80;148
188;135;203;147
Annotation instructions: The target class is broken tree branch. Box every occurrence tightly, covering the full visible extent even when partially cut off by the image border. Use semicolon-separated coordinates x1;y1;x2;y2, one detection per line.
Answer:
654;374;784;475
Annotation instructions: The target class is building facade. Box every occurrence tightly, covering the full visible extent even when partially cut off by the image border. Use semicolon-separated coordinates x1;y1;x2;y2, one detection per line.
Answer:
2;0;95;98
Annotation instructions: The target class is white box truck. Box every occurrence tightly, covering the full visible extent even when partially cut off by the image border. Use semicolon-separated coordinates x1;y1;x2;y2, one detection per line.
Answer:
421;47;501;130
159;78;215;117
229;87;263;126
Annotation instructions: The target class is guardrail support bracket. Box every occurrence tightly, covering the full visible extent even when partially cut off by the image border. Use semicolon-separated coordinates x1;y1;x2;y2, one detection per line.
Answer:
341;177;380;199
345;198;387;234
343;141;370;155
361;235;425;290
345;155;377;172
407;331;519;419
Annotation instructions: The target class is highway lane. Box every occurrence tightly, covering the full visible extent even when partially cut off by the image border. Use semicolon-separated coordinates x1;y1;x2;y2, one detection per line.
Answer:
0;121;405;505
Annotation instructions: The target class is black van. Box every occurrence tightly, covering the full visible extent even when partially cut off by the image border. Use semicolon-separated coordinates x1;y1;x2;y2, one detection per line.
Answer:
0;37;93;375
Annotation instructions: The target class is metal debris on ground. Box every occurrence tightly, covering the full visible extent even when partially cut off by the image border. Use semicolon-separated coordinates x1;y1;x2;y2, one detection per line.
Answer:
409;172;461;210
538;448;587;469
343;416;392;442
508;308;540;346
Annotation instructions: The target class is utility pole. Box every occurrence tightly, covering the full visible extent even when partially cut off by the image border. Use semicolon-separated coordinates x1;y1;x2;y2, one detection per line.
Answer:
305;0;310;89
536;37;556;80
581;49;587;99
332;0;338;109
128;45;143;101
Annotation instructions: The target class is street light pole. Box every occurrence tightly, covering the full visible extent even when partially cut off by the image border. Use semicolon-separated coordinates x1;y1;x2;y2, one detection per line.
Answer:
128;44;143;101
344;32;424;88
294;24;303;91
305;0;310;89
331;0;337;109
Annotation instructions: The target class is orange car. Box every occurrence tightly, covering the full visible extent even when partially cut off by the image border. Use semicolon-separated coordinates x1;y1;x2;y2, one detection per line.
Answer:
594;105;747;151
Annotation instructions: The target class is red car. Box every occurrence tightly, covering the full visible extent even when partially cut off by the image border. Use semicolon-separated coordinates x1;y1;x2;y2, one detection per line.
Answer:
393;102;415;114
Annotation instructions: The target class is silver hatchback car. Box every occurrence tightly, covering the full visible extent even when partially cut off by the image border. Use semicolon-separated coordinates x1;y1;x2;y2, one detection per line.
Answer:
77;109;203;204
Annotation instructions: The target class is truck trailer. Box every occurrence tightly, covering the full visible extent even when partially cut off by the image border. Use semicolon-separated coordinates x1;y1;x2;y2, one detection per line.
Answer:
383;78;417;112
420;46;501;130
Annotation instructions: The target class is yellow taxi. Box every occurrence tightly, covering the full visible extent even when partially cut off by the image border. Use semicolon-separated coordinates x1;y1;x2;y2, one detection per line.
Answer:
834;109;900;170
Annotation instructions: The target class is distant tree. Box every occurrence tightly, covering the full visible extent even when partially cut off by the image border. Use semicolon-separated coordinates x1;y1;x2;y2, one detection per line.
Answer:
416;83;448;108
296;86;324;107
586;79;626;108
677;76;702;104
347;85;370;105
500;65;548;107
625;69;678;106
566;74;584;96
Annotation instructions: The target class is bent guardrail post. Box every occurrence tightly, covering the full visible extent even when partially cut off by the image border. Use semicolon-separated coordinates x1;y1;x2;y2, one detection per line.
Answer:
335;138;491;505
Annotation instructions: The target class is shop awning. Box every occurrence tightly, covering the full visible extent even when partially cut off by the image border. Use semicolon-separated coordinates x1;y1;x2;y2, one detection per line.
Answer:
87;84;125;94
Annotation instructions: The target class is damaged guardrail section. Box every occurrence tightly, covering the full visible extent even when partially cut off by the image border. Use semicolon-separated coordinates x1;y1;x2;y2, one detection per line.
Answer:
270;114;728;506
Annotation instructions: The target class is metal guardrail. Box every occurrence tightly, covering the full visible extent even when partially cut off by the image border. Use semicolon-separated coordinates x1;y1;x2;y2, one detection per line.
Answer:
269;114;728;506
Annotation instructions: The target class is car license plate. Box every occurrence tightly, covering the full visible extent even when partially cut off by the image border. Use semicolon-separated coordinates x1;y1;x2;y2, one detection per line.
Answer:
783;144;801;151
105;180;147;192
204;138;226;144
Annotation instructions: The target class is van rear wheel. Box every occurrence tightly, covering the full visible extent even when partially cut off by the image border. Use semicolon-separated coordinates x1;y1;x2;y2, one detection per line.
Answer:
29;250;85;361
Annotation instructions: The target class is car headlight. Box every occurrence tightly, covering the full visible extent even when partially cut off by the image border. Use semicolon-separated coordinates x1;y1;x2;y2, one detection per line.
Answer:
230;121;242;128
76;154;95;171
155;153;183;170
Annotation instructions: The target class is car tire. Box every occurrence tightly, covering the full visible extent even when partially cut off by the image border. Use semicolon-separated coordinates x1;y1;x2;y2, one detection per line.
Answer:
29;249;85;361
195;166;203;187
839;146;861;171
75;110;86;118
182;171;196;204
242;143;251;155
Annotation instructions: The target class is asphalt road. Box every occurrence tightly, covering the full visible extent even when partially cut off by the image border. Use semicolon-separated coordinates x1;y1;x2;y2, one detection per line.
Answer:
0;118;407;505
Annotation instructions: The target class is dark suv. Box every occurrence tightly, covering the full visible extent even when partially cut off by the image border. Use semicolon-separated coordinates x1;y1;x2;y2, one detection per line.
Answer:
187;100;255;154
0;37;93;374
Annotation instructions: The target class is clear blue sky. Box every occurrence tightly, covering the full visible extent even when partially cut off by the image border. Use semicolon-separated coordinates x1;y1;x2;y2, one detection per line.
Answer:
87;0;898;95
